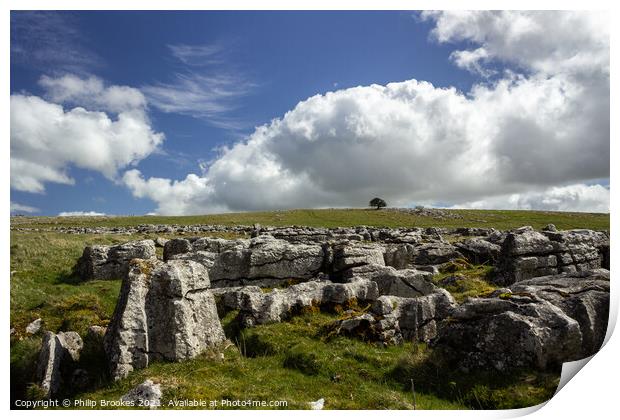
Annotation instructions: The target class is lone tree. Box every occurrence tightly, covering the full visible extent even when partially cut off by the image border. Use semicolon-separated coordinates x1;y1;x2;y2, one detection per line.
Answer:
369;197;387;210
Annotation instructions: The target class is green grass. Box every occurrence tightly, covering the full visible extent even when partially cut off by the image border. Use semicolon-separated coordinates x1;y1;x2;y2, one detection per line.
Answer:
390;343;560;410
432;261;498;303
10;231;246;337
69;312;558;410
72;312;464;409
11;208;609;230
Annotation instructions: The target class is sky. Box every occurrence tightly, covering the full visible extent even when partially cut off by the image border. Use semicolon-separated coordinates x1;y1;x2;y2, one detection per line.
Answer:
10;10;610;216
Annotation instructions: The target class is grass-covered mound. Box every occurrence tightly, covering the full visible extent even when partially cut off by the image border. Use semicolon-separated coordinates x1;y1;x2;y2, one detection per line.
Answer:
11;207;609;231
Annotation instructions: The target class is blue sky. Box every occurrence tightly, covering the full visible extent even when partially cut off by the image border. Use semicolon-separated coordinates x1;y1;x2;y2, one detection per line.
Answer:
10;11;610;215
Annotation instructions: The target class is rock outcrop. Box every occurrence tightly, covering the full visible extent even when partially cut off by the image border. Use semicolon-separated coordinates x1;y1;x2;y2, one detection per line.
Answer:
166;235;326;287
494;227;609;285
64;223;609;379
433;269;609;371
330;289;456;345
104;259;225;380
217;278;379;327
36;331;83;397
383;241;463;270
344;264;437;298
510;269;610;357
454;238;501;264
332;243;385;274
75;240;156;280
26;318;42;335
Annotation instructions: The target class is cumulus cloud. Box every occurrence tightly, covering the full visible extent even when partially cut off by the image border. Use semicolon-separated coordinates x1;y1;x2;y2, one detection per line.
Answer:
58;211;106;217
39;74;147;113
122;169;223;215
422;11;609;77
11;75;164;193
10;202;40;214
119;11;609;215
449;47;494;77
451;184;610;213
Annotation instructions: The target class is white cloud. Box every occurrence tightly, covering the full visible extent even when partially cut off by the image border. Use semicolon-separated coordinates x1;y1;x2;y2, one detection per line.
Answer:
449;47;494;77
11;75;164;193
168;44;224;66
58;211;106;217
451;184;610;213
39;74;147;113
422;11;609;78
142;43;255;129
10;202;40;214
116;11;604;215
122;169;224;215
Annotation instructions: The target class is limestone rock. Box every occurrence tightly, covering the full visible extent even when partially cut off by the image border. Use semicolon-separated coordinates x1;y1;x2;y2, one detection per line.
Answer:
245;236;325;280
36;331;83;397
344;264;437;298
332;243;385;273
411;241;463;265
511;269;610;357
236;278;379;326
383;241;462;268
382;290;456;341
75;240;156;280
331;290;456;345
495;228;609;285
121;379;162;409
26;318;42;335
163;238;192;260
433;293;586;371
543;224;558;232
383;244;416;269
104;259;225;380
172;236;325;286
455;238;501;264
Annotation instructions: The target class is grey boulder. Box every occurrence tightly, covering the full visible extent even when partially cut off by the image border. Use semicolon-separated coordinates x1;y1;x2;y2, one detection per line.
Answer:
121;379;162;409
36;331;83;397
236;278;379;326
104;259;226;380
75;240;156;280
510;269;610;357
344;264;437;298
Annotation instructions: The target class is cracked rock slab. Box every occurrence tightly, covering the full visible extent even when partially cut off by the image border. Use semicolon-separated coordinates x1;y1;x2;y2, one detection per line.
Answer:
431;270;609;372
344;264;437;298
331;290;456;345
495;227;609;285
167;235;325;286
232;278;379;326
36;331;83;397
510;269;610;358
75;240;156;280
104;259;225;380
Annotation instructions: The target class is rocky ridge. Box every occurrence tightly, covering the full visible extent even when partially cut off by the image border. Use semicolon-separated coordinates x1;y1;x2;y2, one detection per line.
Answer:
36;224;610;396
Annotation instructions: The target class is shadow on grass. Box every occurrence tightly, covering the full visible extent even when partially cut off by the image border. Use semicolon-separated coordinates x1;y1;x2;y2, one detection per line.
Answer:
55;270;82;285
387;344;561;409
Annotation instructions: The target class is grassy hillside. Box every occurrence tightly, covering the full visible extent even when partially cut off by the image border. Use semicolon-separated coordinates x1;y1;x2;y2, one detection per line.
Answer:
11;208;610;231
12;208;594;409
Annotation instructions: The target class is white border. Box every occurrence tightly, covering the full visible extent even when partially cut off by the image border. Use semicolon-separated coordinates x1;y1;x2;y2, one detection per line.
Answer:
3;1;616;419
